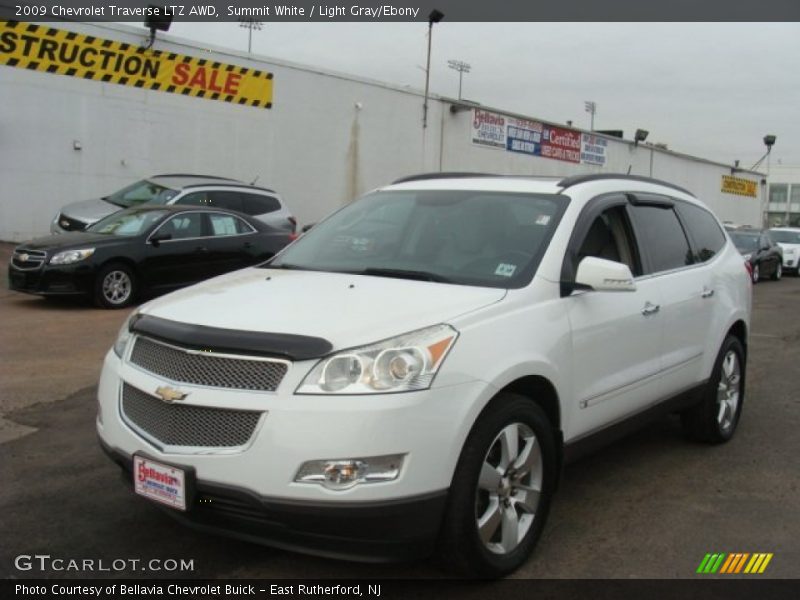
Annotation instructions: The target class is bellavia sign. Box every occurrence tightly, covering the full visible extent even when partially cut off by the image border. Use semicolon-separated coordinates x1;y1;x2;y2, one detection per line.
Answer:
0;20;274;108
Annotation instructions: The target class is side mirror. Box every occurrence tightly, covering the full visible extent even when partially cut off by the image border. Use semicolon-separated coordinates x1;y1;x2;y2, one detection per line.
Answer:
575;256;636;292
149;232;172;247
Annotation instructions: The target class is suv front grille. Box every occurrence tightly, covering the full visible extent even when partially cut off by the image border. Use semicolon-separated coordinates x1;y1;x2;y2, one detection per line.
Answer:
129;336;289;392
121;383;262;448
11;249;46;271
57;214;88;231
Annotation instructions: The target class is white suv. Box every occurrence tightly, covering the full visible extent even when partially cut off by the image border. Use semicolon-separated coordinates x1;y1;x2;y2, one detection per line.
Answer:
97;174;751;577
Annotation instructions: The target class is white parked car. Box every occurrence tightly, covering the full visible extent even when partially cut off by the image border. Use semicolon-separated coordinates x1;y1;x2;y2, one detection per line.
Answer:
97;173;752;577
769;227;800;274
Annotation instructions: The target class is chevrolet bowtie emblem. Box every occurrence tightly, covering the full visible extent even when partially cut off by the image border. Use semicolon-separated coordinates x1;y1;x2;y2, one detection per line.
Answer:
60;220;70;228
18;253;29;262
155;386;188;403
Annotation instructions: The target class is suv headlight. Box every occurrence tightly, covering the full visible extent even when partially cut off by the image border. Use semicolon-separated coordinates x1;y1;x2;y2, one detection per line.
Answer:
50;248;95;265
296;324;458;395
113;311;139;358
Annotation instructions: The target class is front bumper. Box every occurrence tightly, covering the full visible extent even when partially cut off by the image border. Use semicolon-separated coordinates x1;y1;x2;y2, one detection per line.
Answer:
97;348;490;560
781;256;797;270
99;439;447;561
8;263;96;296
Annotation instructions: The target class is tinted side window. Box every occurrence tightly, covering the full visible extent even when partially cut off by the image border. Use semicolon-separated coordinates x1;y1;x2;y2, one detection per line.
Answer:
207;191;244;212
161;213;205;240
241;193;281;215
676;202;726;262
629;205;693;273
208;213;253;236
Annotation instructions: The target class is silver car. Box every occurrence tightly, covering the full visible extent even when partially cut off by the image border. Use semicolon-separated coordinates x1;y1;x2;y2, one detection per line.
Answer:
51;174;296;234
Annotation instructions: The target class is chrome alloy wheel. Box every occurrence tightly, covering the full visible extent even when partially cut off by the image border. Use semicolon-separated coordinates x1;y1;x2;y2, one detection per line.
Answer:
716;350;741;433
102;270;132;305
475;422;542;555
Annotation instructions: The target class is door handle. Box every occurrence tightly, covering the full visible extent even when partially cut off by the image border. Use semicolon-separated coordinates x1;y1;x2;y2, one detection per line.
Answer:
195;246;209;253
641;302;660;316
701;287;715;299
243;242;253;249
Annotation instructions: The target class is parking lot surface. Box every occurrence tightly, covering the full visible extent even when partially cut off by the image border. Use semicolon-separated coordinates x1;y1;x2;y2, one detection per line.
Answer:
1;241;798;579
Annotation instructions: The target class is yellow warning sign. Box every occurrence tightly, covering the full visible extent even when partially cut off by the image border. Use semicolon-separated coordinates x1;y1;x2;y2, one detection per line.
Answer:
0;20;273;108
721;175;758;198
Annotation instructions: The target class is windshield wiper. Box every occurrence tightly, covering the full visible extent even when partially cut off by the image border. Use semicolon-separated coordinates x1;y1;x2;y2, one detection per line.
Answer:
358;268;452;283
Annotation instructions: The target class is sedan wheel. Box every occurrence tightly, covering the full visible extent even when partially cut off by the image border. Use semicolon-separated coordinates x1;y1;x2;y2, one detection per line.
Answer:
772;262;782;281
95;263;136;308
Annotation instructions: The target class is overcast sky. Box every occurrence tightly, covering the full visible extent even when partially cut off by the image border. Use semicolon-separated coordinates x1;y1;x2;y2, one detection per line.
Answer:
167;22;800;169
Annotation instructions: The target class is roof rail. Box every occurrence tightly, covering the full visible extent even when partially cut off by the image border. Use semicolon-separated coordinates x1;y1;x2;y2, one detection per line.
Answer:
392;172;496;184
151;174;239;181
181;182;276;193
557;173;695;197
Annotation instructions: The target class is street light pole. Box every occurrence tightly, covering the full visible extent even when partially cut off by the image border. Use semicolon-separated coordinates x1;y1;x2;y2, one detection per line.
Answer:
447;59;471;100
239;18;263;54
584;101;596;131
422;9;444;129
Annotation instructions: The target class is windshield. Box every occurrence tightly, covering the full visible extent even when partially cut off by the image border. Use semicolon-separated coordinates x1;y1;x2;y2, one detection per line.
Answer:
729;231;759;252
105;179;178;208
88;209;168;236
269;190;567;288
769;229;800;244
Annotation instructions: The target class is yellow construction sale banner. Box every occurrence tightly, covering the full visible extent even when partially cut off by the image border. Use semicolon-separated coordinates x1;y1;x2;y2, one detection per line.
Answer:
721;175;758;198
0;20;273;108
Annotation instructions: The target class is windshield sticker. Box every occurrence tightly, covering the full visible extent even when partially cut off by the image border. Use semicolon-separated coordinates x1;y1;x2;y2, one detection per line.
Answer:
495;263;517;277
535;214;551;226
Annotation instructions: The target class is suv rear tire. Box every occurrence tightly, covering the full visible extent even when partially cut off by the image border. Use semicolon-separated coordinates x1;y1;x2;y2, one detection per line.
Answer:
681;335;745;443
438;394;556;578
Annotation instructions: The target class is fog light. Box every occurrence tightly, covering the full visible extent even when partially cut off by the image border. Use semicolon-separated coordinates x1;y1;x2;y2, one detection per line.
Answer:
295;454;405;491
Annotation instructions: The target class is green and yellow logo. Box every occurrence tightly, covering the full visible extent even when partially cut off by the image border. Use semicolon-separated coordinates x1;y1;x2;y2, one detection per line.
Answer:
696;552;773;574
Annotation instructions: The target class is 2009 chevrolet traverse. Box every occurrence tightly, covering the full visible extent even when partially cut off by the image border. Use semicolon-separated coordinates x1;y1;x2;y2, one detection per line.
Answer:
98;173;751;577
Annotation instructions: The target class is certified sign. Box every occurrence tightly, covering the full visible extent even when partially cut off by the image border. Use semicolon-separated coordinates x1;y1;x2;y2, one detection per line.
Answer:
133;456;187;511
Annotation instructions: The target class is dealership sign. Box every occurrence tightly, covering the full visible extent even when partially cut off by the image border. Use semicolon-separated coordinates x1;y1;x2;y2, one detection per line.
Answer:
721;175;758;198
0;20;273;108
472;108;600;166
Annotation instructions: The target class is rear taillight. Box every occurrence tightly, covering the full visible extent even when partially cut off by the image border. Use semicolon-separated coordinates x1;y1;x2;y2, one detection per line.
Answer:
288;232;298;242
288;216;297;233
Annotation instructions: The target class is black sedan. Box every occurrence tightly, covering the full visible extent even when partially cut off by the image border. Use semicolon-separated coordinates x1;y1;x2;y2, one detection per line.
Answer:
8;206;293;308
727;228;783;283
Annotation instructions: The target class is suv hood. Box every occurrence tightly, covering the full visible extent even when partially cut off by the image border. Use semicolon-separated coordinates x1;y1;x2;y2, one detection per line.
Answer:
140;267;506;351
60;197;120;223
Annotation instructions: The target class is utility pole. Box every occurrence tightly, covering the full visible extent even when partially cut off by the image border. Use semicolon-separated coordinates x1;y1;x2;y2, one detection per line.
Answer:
422;9;444;129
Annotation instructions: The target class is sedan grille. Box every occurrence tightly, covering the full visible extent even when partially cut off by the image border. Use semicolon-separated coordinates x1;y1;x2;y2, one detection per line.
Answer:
121;383;262;448
11;249;46;271
129;336;289;392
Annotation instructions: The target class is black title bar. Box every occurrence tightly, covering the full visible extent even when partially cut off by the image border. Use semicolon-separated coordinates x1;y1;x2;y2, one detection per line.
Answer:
2;0;800;22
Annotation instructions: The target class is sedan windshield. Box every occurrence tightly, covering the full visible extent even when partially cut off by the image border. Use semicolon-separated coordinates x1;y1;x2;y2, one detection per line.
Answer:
728;231;759;252
88;210;168;236
269;190;566;288
769;229;800;244
105;179;178;208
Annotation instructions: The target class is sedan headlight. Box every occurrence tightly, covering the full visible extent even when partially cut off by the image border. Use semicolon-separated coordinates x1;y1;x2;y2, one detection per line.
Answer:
50;248;95;265
113;311;139;358
742;253;752;261
296;324;458;395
